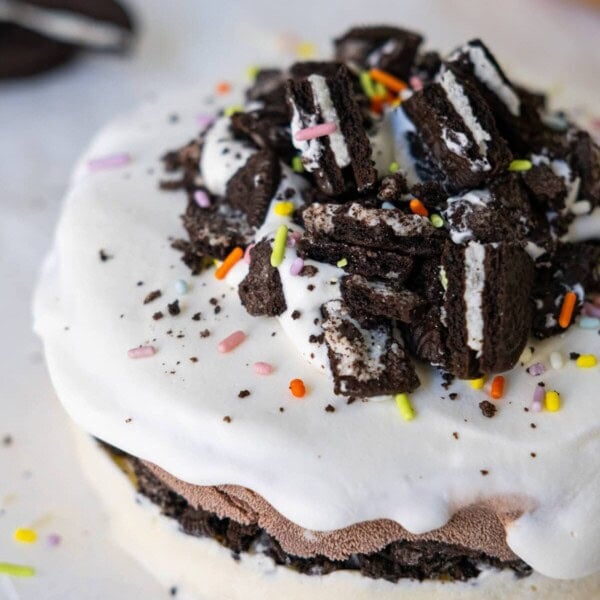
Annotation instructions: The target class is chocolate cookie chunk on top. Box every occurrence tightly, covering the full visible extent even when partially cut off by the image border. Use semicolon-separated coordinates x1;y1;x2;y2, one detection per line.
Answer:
442;241;534;379
569;131;600;208
225;149;281;227
302;202;445;256
321;299;419;396
287;62;377;195
238;240;287;317
333;26;423;80
401;66;512;192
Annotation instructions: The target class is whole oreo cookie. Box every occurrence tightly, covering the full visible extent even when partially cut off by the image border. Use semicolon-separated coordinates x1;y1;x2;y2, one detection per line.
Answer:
0;0;134;79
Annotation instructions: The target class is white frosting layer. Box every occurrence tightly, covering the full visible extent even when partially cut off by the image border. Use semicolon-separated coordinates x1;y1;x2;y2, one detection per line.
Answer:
34;89;600;580
464;242;486;356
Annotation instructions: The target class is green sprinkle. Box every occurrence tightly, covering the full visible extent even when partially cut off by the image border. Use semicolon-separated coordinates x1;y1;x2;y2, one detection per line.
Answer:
439;266;448;291
224;105;243;117
508;159;532;172
395;393;415;421
359;71;376;98
0;563;36;577
373;81;387;98
270;225;289;267
336;258;348;268
389;162;400;174
246;65;260;82
430;214;444;228
291;156;304;173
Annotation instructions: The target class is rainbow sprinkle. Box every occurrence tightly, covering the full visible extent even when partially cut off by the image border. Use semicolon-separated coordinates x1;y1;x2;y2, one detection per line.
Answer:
527;362;546;377
218;330;246;353
296;41;317;59
194;190;211;208
253;362;273;375
291;156;304;173
273;201;295;216
87;153;130;171
389;162;400;174
290;257;304;276
550;351;564;370
270;226;289;267
430;214;444;228
243;243;255;264
544;390;561;412
579;316;600;329
395;393;415;421
128;346;156;359
576;354;597;368
508;159;532;172
490;375;505;400
359;71;376;98
175;279;188;295
289;378;306;398
531;384;544;412
0;563;36;577
295;122;337;141
336;258;348;268
224;105;243;117
469;377;486;389
215;247;244;280
14;528;37;544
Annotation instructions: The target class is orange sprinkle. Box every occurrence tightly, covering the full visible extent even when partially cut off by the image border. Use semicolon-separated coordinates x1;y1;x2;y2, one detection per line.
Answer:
558;291;577;328
215;81;231;95
409;198;429;217
215;247;244;280
490;375;505;400
289;378;306;398
370;95;385;115
369;68;408;93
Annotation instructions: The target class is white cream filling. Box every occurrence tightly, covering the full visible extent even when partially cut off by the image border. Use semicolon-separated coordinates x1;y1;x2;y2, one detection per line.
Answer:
463;242;486;356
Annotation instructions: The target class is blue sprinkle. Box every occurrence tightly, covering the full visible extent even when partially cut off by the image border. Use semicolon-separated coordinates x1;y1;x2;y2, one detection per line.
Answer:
175;279;189;295
579;316;600;329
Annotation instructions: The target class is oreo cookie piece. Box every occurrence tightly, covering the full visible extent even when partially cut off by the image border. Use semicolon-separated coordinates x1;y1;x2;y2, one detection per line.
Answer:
569;130;600;208
401;67;512;192
230;108;294;162
320;299;420;396
225;149;281;227
298;234;414;281
302;202;445;256
333;26;423;80
402;306;448;367
442;241;534;379
287;62;377;195
522;164;568;211
182;194;254;261
0;0;134;79
446;40;543;152
245;68;288;108
238;240;287;317
340;274;427;323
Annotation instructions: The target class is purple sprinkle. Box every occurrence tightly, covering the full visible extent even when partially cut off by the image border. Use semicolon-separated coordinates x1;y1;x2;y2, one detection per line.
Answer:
87;153;131;171
527;362;546;377
582;302;600;318
196;114;215;130
47;533;62;547
286;231;302;247
194;190;211;208
290;257;304;276
532;384;544;412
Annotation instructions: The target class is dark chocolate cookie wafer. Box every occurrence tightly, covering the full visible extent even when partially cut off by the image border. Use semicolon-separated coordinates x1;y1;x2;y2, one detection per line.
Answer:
287;62;377;195
0;0;134;79
442;241;534;379
334;25;423;80
321;299;419;396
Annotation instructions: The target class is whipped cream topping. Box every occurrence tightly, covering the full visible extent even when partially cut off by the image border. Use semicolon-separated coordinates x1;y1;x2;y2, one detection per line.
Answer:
34;88;600;580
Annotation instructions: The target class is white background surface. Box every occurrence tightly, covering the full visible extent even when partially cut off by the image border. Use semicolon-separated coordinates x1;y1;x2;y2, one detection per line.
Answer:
0;1;598;598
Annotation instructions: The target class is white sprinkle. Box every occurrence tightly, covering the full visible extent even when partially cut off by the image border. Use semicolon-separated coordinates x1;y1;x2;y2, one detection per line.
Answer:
175;279;189;295
550;351;564;370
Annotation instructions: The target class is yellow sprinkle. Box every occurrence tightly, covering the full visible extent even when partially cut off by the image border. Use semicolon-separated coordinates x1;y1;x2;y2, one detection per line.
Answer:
14;528;37;544
336;258;348;268
544;390;561;412
296;41;317;59
395;393;415;421
389;162;400;174
291;156;304;173
224;105;243;117
0;563;36;577
270;225;288;267
273;201;295;217
576;354;597;368
430;214;444;228
389;98;402;108
469;377;486;390
508;159;533;172
439;266;448;291
246;65;259;81
373;81;387;97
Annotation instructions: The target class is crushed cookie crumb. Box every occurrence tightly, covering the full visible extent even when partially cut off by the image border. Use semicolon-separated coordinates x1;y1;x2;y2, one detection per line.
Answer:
192;312;202;321
479;400;497;418
238;390;250;398
452;432;459;440
125;418;132;423
152;311;164;321
223;416;232;423
449;392;458;400
168;300;181;315
190;357;198;362
143;290;162;304
279;406;285;412
569;352;580;360
199;329;210;338
530;452;537;458
480;469;489;476
530;423;537;429
2;435;13;446
325;404;335;412
291;310;301;320
99;249;113;262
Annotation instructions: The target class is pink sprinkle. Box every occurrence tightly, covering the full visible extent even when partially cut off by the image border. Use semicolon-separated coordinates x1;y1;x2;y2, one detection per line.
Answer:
127;345;156;359
290;257;304;276
244;243;255;264
295;122;337;141
253;362;273;375
196;114;215;130
287;231;302;247
409;76;424;91
532;384;544;412
87;153;131;171
47;534;61;547
526;362;546;377
218;330;246;353
194;190;211;208
583;302;600;318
